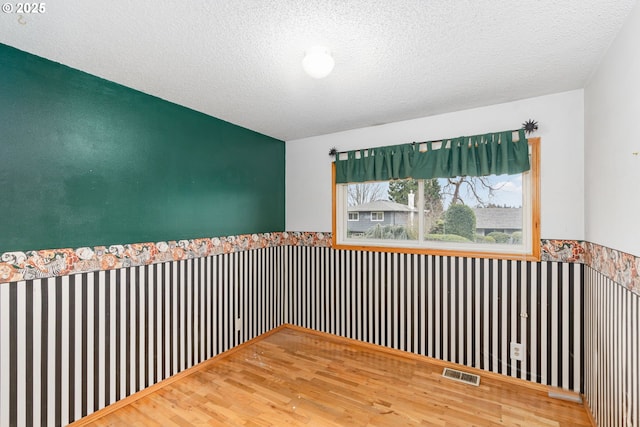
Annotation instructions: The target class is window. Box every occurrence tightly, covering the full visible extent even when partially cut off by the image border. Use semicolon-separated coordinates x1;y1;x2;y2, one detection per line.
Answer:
348;212;359;221
371;212;384;221
333;138;540;260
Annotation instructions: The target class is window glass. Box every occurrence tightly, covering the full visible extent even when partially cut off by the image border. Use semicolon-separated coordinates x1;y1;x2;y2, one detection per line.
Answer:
334;139;539;259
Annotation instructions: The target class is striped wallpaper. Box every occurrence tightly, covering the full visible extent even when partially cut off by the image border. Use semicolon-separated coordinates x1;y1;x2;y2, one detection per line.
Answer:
3;242;636;427
0;248;283;427
584;267;639;427
283;246;584;391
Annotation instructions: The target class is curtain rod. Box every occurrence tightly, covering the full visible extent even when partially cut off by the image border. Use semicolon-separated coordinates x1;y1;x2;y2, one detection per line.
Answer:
328;119;538;157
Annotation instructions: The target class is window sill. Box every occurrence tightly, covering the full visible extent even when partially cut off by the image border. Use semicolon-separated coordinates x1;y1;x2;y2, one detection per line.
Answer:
331;239;541;262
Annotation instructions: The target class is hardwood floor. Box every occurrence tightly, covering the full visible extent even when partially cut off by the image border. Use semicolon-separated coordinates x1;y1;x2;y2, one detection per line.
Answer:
71;325;592;426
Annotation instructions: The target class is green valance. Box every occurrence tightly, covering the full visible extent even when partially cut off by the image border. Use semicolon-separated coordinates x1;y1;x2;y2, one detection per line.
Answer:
334;129;530;183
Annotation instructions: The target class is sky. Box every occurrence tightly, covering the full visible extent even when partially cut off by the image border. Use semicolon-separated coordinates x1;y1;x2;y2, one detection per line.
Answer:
439;174;523;209
351;173;524;209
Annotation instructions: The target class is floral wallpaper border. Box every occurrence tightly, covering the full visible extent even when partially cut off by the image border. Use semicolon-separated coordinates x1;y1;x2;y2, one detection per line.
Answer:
0;232;331;283
534;239;639;296
583;241;640;296
540;239;586;263
1;234;637;296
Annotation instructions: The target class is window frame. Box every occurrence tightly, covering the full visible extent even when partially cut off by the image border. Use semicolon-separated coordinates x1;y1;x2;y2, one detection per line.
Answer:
347;212;360;221
370;212;384;221
332;137;541;261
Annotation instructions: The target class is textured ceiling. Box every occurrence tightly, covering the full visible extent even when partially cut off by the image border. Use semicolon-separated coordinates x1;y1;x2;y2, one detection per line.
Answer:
0;0;636;141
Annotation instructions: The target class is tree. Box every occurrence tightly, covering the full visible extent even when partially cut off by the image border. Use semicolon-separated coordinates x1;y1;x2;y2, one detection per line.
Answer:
423;179;444;218
347;183;385;206
388;178;442;211
388;178;444;230
388;178;418;205
442;176;504;207
444;204;476;240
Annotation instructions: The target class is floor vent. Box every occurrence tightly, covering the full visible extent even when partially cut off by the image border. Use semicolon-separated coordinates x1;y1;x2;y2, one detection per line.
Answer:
442;368;480;386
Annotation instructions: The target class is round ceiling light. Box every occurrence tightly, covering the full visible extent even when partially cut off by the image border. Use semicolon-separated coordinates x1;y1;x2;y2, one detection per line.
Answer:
302;46;335;79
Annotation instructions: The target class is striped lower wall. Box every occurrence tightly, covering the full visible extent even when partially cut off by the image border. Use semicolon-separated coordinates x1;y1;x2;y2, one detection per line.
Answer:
584;267;639;427
6;243;624;427
283;246;584;392
0;247;284;427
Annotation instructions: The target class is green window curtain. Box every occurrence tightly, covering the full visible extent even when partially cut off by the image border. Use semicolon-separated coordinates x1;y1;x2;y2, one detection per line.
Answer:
335;129;530;183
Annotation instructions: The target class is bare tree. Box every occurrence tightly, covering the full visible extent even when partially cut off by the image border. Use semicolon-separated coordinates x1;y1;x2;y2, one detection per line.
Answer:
348;183;386;206
443;176;505;206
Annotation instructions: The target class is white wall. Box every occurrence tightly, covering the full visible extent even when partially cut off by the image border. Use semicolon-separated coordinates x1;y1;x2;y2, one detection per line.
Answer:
585;1;640;257
287;90;585;239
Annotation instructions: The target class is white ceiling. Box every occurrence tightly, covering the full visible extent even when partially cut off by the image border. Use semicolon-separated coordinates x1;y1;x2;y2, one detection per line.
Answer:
0;0;636;141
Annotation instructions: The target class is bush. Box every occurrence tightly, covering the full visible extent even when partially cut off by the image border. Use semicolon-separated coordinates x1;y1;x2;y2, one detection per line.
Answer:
475;235;496;244
424;234;471;243
365;224;417;240
429;219;445;234
487;231;511;244
444;204;476;241
511;232;523;244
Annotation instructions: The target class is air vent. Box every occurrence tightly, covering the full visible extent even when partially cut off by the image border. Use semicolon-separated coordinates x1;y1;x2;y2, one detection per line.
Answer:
442;368;480;386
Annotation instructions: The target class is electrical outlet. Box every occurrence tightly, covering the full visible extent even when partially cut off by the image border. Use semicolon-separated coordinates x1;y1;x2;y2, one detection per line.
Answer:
510;342;524;361
235;317;242;333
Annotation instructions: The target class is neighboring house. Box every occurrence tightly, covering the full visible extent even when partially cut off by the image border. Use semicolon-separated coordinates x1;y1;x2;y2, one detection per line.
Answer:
473;207;522;235
347;200;416;235
349;204;522;237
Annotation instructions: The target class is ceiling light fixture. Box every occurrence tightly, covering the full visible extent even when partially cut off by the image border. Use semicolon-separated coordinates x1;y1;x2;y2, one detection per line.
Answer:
302;46;335;79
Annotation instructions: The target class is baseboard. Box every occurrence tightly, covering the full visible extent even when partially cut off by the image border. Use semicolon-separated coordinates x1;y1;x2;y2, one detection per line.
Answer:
67;324;289;427
69;322;588;426
282;323;577;396
582;395;598;427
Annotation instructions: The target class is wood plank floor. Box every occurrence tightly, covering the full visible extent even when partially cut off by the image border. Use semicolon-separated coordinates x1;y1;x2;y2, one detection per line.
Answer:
72;326;592;426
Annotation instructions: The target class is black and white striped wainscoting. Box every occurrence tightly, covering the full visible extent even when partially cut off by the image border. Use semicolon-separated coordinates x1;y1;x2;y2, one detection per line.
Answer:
0;247;284;427
282;246;584;392
584;267;639;427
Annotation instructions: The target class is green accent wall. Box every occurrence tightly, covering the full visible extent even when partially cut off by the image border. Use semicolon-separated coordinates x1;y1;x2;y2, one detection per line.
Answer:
0;44;285;253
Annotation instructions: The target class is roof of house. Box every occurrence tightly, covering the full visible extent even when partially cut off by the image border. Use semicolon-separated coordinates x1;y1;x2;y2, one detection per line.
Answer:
348;200;416;213
473;208;522;230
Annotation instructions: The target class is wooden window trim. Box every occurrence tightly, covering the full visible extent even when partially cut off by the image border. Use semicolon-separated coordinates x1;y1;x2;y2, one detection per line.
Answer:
332;137;541;261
